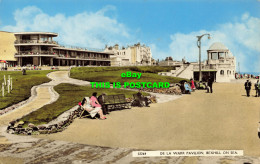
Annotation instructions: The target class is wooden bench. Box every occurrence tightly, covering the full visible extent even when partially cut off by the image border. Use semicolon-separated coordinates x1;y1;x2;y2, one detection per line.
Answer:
104;94;131;110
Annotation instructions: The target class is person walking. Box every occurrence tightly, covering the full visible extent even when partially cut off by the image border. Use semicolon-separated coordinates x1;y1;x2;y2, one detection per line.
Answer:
244;79;252;97
255;80;259;97
258;80;260;97
207;77;214;93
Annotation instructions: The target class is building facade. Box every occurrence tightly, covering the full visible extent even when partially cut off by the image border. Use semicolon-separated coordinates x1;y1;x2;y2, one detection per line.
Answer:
104;43;152;66
159;42;236;82
0;31;112;67
195;42;236;82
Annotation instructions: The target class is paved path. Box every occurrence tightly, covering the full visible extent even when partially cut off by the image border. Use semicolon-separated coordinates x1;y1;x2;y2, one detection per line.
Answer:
37;82;260;159
0;71;90;144
1;138;260;164
0;71;188;163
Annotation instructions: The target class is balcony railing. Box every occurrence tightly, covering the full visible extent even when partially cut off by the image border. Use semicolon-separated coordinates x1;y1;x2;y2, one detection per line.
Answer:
57;55;110;60
58;45;105;52
193;65;217;70
14;40;58;45
15;51;57;56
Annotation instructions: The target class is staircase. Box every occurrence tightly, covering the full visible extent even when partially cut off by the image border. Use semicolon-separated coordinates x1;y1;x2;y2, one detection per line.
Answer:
176;64;193;79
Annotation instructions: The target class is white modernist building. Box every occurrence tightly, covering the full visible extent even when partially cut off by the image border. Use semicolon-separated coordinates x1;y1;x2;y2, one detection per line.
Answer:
104;43;152;66
159;42;236;82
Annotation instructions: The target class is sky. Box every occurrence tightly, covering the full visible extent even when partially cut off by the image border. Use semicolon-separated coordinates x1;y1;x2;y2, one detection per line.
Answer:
0;0;259;72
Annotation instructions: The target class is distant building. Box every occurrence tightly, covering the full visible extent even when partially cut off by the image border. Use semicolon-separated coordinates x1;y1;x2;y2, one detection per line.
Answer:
0;31;112;67
158;42;236;82
104;43;152;66
158;56;186;66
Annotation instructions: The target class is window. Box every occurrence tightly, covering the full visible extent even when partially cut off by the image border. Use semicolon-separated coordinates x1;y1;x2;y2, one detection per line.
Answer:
219;52;225;59
220;70;224;75
212;52;218;60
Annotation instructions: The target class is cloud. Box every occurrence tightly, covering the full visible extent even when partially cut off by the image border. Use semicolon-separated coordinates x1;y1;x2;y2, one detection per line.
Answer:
1;6;130;48
153;13;260;72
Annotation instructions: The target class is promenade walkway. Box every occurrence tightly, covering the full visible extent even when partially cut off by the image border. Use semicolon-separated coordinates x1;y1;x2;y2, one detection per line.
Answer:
38;81;260;157
0;71;188;163
0;72;259;163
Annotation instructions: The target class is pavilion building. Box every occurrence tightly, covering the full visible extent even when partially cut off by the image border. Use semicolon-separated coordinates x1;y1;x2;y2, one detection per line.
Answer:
0;31;112;67
158;42;236;82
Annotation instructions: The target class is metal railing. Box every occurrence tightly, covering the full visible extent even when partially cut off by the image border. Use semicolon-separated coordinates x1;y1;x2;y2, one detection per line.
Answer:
193;65;217;70
14;40;58;45
15;51;57;55
59;44;105;52
58;55;110;60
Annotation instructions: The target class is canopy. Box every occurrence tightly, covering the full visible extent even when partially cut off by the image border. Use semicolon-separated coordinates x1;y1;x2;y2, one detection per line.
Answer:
0;60;7;63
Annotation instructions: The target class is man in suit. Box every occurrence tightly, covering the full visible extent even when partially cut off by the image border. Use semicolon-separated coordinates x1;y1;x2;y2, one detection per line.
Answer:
255;80;259;97
244;79;252;97
207;77;214;93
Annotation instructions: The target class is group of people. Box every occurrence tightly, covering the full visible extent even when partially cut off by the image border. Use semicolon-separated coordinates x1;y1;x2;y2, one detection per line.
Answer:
135;89;150;107
81;92;109;120
186;77;214;94
81;91;150;120
244;79;260;97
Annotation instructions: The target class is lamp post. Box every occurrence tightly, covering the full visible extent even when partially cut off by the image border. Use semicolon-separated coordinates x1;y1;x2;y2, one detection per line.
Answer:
197;33;211;81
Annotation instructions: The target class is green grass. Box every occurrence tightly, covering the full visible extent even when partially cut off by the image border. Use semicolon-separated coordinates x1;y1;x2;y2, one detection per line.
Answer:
0;70;54;110
20;83;149;126
70;66;186;84
71;66;178;74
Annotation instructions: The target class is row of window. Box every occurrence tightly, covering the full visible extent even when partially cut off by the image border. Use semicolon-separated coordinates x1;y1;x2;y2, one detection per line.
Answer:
117;51;126;55
220;70;235;75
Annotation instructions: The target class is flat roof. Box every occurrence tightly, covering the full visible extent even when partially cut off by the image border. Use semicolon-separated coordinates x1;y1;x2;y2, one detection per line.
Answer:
53;46;114;55
14;32;58;36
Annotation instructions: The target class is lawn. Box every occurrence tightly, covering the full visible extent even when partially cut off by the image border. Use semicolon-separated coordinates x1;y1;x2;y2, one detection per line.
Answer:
70;66;186;84
20;83;148;126
0;70;54;110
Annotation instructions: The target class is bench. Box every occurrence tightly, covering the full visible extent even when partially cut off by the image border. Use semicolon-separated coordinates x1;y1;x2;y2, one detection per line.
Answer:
103;94;131;110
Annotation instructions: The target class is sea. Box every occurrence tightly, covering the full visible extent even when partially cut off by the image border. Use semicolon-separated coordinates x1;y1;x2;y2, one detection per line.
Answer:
240;72;260;76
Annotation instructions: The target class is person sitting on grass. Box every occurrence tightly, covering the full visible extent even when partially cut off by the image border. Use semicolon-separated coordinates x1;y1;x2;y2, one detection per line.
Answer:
89;92;107;120
136;89;150;107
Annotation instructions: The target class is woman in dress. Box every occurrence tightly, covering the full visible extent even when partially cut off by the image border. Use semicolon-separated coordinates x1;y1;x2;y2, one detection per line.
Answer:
90;92;106;120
